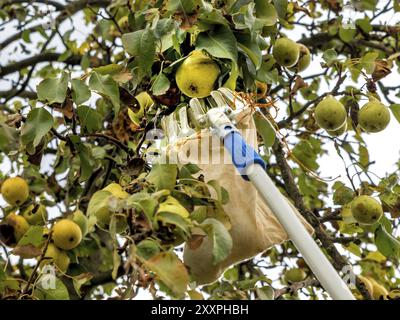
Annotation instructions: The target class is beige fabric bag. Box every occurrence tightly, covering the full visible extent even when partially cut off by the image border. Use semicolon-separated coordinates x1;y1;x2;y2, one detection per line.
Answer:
166;108;313;285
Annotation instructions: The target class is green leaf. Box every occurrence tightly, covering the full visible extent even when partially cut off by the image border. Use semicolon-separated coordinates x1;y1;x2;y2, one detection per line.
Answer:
292;139;320;171
322;49;338;66
255;0;278;27
37;72;69;104
146;163;177;191
360;52;378;74
359;144;370;168
152;72;170;96
17;226;45;247
143;251;189;298
165;0;202;13
77;106;103;133
21;107;54;147
157;196;190;218
201;218;233;265
256;286;275;300
207;180;229;205
71;79;91;105
375;224;400;259
126;192;158;220
87;190;113;218
33;275;69;300
122;29;156;79
253;113;276;148
196;25;238;89
136;239;160;260
93;64;123;76
156;212;191;234
332;182;354;205
71;140;95;181
0;122;19;152
89;72;120;114
339;27;357;43
273;0;288;18
237;33;262;69
389;104;400;124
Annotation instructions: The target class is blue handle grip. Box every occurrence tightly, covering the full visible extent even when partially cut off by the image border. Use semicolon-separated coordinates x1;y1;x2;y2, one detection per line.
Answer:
223;128;266;180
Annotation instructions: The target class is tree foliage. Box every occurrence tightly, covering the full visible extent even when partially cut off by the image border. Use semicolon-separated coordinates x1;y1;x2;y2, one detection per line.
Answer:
0;0;400;300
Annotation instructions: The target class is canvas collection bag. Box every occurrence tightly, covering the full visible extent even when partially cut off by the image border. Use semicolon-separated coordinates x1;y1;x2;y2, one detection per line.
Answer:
165;107;313;285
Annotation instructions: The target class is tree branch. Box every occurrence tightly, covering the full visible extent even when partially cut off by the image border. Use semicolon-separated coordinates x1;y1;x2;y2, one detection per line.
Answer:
0;52;81;77
0;90;37;99
1;0;65;11
0;0;111;50
274;278;320;299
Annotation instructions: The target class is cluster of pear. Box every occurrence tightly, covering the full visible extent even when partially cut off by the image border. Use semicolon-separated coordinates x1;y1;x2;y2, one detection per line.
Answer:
0;177;35;247
0;177;87;273
315;95;390;137
42;212;86;273
273;37;311;72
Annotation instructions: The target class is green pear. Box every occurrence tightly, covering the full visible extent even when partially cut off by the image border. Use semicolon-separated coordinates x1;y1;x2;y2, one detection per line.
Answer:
314;95;347;130
284;268;307;283
351;195;383;225
289;43;311;72
273;38;300;67
70;209;88;237
358;100;390;133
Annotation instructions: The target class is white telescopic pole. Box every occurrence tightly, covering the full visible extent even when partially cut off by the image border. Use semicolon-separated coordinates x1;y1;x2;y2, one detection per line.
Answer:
246;164;355;300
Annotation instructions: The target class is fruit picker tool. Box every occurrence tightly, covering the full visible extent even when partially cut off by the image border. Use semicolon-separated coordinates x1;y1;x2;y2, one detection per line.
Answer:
183;88;355;300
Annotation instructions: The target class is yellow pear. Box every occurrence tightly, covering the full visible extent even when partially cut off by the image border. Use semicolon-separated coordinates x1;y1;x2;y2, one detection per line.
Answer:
22;204;47;225
1;177;29;206
273;38;300;67
176;50;220;98
314;95;347;130
358;100;390;133
289;43;311;72
52;219;82;250
351;195;383;225
40;243;70;273
284;268;307;284
0;213;30;246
